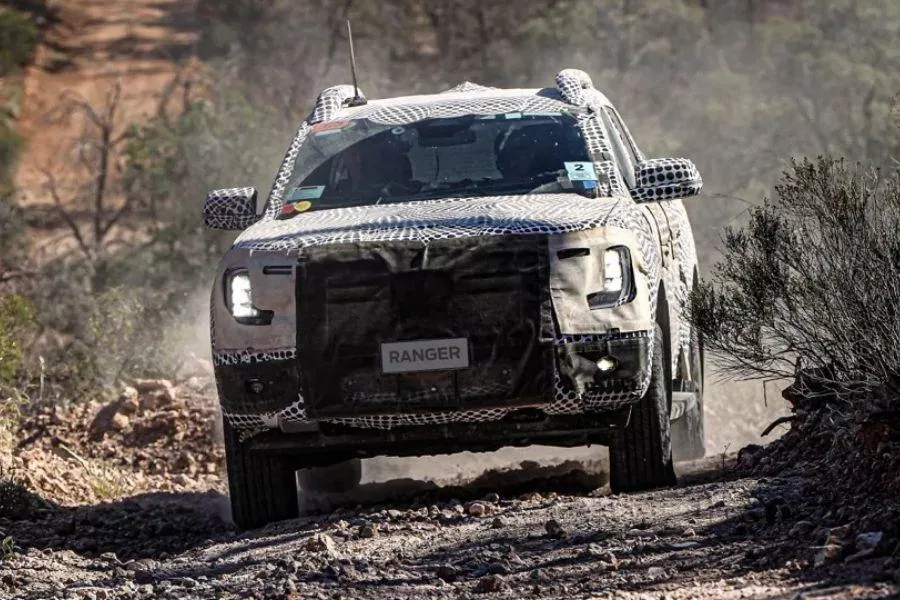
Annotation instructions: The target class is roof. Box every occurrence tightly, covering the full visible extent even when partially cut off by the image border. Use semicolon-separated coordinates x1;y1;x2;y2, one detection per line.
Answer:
308;70;613;126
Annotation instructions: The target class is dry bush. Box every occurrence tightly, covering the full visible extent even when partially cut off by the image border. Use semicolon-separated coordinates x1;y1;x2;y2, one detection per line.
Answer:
692;157;900;415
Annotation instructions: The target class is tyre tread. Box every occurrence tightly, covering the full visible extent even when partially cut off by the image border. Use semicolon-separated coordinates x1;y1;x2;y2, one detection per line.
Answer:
610;324;677;492
223;420;298;529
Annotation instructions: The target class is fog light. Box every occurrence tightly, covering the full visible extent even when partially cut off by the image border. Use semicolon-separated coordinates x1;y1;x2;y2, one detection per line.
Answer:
596;357;617;373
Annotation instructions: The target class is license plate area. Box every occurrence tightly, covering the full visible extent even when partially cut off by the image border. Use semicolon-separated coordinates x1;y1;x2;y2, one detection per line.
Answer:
381;338;469;374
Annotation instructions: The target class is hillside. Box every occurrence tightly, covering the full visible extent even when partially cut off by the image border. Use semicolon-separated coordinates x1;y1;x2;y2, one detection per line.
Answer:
13;0;200;207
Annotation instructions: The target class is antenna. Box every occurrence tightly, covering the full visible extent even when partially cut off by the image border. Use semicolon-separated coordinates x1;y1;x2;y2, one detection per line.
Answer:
346;20;367;107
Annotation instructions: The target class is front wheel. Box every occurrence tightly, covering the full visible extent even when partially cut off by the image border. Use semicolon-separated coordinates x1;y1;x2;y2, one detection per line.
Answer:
223;419;299;530
609;324;677;492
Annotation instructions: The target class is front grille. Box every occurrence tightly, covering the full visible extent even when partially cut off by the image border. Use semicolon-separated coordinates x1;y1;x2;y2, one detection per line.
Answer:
296;234;552;418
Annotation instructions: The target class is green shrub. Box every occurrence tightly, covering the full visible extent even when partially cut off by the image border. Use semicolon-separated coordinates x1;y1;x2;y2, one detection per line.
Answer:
0;294;34;385
0;193;26;265
0;116;24;190
0;8;38;76
0;473;46;521
691;158;900;410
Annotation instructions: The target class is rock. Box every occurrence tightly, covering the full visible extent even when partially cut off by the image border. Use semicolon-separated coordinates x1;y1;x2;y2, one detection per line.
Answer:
483;493;500;503
765;497;792;524
856;531;884;553
627;528;656;539
647;566;666;580
545;519;567;539
95;590;108;600
825;524;853;546
599;551;618;568
813;544;843;567
111;413;130;431
436;565;458;582
358;522;379;539
468;502;488;517
140;387;177;410
491;517;504;529
669;540;700;549
474;574;505;593
119;385;139;401
737;444;764;467
789;520;815;538
844;531;886;563
132;379;175;394
175;452;198;473
181;578;198;589
306;533;339;555
118;396;140;416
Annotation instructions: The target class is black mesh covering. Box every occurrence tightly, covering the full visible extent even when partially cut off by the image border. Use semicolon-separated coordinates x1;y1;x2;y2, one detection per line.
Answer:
297;234;552;418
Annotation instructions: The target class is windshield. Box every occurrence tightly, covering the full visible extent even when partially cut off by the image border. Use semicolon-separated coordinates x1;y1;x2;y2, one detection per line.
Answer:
277;112;596;218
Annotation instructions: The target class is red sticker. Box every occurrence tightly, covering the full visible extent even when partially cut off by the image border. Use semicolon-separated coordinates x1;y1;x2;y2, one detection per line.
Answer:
309;120;351;134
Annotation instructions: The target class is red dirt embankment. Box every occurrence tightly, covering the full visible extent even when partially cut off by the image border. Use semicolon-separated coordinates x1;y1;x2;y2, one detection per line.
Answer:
14;0;201;207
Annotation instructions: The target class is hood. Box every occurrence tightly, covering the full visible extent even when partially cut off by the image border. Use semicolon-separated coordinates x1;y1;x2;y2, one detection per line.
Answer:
234;193;633;253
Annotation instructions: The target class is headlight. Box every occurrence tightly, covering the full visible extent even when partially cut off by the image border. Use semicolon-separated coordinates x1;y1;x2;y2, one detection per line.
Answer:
603;248;624;292
227;271;259;318
588;246;634;309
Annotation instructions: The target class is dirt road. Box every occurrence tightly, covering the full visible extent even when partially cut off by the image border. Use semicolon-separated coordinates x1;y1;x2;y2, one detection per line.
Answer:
3;456;897;600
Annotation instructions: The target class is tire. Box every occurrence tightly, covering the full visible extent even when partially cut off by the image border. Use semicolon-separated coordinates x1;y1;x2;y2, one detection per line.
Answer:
672;327;706;461
223;419;299;530
609;324;677;492
298;459;362;493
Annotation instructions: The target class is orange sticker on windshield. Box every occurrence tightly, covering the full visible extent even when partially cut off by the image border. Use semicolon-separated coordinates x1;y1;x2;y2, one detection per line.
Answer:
281;200;313;216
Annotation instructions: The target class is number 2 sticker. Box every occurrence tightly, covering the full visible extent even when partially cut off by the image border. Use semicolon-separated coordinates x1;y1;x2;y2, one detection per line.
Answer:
564;161;597;181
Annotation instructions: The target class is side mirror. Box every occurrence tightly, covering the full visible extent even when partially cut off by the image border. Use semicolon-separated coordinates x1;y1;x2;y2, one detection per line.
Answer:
203;187;260;230
632;158;702;202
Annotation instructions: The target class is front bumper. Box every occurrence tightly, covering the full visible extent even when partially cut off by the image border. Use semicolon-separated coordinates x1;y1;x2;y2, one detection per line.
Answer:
213;333;649;440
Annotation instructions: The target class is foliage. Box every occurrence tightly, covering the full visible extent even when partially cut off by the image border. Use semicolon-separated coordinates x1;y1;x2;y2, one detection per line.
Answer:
691;158;900;407
0;472;46;521
0;294;34;385
0;193;26;268
79;286;196;385
0;7;38;76
0;535;15;561
0;116;23;191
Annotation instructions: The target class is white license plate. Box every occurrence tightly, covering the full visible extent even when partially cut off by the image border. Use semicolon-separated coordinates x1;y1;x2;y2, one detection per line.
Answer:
381;338;470;374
